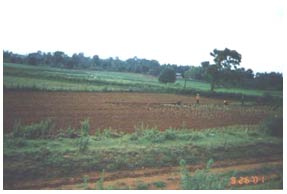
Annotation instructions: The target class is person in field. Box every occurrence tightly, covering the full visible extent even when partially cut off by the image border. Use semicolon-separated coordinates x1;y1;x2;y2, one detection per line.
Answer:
224;100;228;105
196;93;200;104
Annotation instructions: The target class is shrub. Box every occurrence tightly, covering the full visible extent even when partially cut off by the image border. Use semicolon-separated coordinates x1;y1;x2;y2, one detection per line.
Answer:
93;128;122;141
143;129;165;143
158;68;176;84
135;181;150;190
13;138;27;147
82;175;90;190
153;181;166;188
179;159;229;189
179;159;192;189
260;115;283;137
96;170;105;190
57;126;79;138
4;137;27;147
66;126;79;138
130;123;152;141
102;128;112;138
129;133;139;141
130;124;178;143
78;119;90;152
78;136;89;152
12;119;54;139
80;119;90;136
163;128;177;140
12;120;22;137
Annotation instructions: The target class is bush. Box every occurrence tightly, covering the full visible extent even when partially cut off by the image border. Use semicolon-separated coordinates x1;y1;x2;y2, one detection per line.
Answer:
82;175;90;190
180;159;192;189
4;137;27;147
78;136;90;152
12;119;54;139
163;128;177;140
66;126;79;138
143;129;165;143
93;128;123;141
57;126;79;138
179;159;229;189
159;68;176;84
260;115;283;137
78;119;90;152
135;181;150;190
96;170;105;190
153;181;166;188
80;119;90;136
130;125;178;143
130;123;153;141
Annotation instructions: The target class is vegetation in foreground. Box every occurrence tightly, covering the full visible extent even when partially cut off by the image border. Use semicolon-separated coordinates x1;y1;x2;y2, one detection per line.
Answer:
74;160;282;190
3;115;283;189
179;159;282;190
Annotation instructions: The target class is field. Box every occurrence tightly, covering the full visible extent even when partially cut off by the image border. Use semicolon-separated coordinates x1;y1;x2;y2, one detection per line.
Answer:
3;91;274;133
3;63;283;190
3;63;283;97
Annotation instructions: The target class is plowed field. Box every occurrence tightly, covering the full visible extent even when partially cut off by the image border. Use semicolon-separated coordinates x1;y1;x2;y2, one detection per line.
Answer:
4;91;271;133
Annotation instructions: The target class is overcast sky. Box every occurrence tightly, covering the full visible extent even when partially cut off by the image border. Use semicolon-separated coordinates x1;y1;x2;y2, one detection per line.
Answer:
2;0;286;73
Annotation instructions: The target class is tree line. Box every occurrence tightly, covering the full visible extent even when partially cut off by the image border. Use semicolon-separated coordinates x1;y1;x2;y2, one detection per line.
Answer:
3;49;283;91
3;50;189;77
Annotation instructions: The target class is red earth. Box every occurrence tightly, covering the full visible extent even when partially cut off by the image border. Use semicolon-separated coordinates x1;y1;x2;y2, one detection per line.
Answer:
3;91;271;134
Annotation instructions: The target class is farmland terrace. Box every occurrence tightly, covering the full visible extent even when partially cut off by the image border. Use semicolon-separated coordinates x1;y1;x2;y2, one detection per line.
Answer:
3;91;278;134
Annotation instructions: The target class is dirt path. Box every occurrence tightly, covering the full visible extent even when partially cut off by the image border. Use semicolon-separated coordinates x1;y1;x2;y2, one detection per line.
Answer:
4;91;271;133
13;156;282;190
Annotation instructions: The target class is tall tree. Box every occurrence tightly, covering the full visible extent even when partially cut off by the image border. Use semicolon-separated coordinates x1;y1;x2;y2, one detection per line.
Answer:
27;51;43;65
158;68;176;84
52;51;67;67
203;48;241;91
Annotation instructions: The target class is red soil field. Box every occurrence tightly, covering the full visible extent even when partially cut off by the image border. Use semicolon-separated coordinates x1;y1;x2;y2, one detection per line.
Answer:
3;91;271;134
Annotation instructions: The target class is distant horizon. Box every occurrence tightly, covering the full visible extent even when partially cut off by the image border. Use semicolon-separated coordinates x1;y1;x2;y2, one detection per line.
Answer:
3;49;283;74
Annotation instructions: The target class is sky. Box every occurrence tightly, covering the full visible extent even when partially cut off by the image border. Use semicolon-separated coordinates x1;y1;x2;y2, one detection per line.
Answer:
1;0;286;73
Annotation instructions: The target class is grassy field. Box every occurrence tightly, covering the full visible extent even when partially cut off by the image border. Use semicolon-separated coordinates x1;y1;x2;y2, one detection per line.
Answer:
3;63;283;97
3;119;283;189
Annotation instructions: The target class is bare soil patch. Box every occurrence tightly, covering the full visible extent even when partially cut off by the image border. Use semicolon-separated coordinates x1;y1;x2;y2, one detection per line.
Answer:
4;91;270;133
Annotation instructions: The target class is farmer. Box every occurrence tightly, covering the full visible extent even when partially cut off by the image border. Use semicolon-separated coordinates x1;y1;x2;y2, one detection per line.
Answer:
196;93;200;104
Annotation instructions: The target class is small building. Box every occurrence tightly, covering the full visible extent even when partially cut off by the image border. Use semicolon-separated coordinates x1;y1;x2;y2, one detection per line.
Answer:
176;73;183;79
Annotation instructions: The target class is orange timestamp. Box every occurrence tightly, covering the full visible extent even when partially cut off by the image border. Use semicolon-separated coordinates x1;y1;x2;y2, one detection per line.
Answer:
230;176;265;186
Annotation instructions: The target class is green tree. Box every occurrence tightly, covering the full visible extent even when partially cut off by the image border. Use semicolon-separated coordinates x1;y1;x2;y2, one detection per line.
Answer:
203;48;241;91
158;68;176;84
52;51;68;67
255;72;283;90
184;66;205;80
26;51;43;65
183;65;207;89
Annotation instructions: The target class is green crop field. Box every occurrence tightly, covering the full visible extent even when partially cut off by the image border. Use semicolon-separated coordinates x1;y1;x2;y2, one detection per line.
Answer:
3;63;282;97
